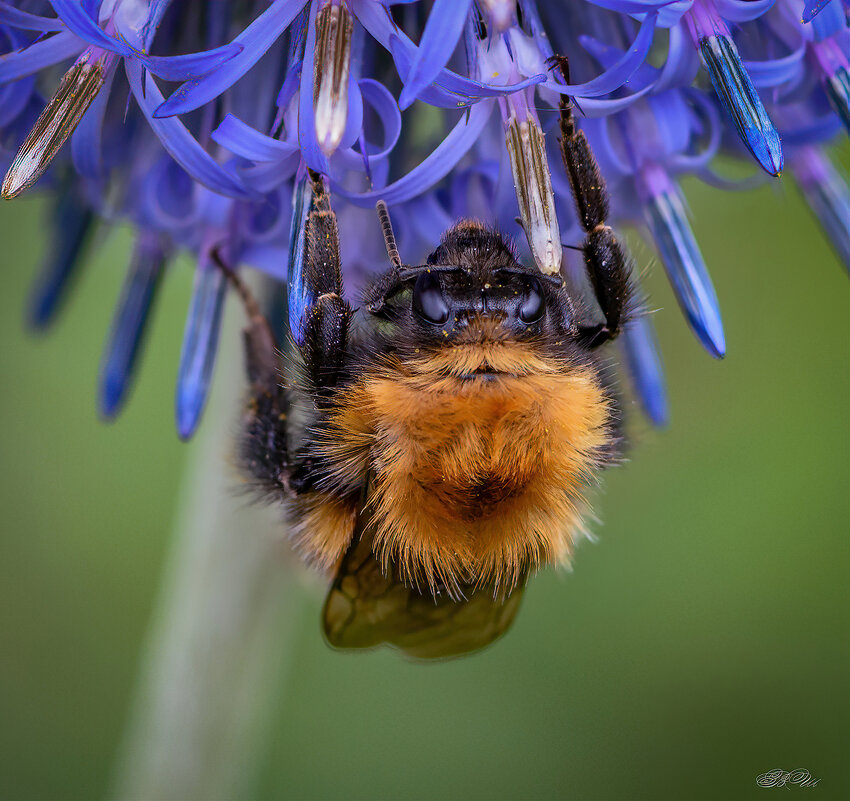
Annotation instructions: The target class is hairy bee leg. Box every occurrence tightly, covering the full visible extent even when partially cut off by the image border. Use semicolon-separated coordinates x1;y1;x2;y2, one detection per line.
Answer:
551;55;633;347
302;169;352;399
209;248;294;497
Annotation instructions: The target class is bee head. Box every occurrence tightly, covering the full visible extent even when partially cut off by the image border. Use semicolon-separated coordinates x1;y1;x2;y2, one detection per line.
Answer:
364;222;572;353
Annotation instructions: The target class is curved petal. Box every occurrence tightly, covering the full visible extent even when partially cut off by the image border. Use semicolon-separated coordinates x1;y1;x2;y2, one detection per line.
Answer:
0;30;84;83
0;2;64;31
713;0;777;23
126;59;250;198
71;62;115;179
342;101;494;205
49;0;133;55
153;0;309;117
398;0;472;109
212;114;298;161
620;315;669;427
549;13;659;98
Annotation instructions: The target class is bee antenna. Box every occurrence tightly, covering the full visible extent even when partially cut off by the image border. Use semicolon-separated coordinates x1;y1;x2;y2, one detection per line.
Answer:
376;200;402;269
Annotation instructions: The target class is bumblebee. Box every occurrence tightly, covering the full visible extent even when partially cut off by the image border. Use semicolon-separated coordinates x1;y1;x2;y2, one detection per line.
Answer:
227;59;634;659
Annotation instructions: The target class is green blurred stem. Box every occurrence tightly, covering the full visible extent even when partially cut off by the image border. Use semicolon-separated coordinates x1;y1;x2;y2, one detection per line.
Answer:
112;306;300;801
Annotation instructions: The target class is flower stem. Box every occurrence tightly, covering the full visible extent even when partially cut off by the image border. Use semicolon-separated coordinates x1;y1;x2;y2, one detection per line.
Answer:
112;303;301;801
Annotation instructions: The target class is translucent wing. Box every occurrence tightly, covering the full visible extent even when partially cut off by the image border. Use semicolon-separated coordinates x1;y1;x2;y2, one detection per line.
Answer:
322;527;525;660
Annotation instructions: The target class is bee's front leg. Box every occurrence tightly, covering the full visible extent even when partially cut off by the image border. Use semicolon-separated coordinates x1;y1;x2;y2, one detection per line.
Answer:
550;55;635;348
301;169;352;404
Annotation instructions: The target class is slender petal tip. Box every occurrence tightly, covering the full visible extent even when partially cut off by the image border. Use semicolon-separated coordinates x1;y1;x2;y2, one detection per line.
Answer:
622;317;669;428
99;240;165;420
505;116;562;275
824;66;850;135
175;265;227;440
644;185;726;359
699;35;783;177
2;56;105;200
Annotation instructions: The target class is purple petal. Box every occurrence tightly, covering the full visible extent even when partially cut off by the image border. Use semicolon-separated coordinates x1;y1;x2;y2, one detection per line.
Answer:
0;30;84;83
140;43;245;82
550;12;659;98
99;234;166;419
176;257;228;440
212;114;298;161
153;0;309;118
341;101;494;205
297;0;330;174
0;2;64;31
713;0;777;23
126;59;250;198
49;0;133;55
794;147;850;273
642;172;726;358
71;63;115;179
802;0;834;22
620;315;669;427
398;0;472;110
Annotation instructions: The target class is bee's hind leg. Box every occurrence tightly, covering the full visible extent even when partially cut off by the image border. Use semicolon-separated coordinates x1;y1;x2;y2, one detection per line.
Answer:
210;249;293;499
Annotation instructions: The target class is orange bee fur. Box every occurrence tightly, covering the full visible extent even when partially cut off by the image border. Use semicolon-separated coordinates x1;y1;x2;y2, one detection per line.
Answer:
291;316;614;597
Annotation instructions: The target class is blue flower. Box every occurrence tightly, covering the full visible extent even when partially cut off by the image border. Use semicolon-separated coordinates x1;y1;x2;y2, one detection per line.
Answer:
0;0;845;435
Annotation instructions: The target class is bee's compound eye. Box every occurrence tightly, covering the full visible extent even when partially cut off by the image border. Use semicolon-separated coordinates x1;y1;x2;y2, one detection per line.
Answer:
413;271;450;325
519;277;544;323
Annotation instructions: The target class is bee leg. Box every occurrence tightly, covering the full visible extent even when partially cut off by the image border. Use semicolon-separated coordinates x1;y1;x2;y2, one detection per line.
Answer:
301;169;352;404
551;55;634;348
210;249;293;497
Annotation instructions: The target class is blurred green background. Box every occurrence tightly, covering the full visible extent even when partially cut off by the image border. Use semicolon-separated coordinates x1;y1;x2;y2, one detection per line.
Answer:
0;160;848;801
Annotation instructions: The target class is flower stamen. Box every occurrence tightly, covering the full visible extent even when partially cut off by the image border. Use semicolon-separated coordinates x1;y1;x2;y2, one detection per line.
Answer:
2;49;111;199
313;0;353;158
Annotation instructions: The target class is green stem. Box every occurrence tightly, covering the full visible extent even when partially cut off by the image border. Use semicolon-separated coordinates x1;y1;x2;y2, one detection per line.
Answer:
112;307;301;801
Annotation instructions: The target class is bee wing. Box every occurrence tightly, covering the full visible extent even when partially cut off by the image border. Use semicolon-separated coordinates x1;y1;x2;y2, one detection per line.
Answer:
322;528;525;660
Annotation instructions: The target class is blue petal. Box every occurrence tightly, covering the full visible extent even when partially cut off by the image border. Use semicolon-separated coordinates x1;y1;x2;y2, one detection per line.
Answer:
655;20;701;92
388;35;470;108
140;43;245;82
125;59;250;198
802;0;832;23
620;315;669;427
212;114;298;161
297;0;330;174
643;179;726;358
555;12;658;98
699;34;783;175
287;173;313;347
99;234;166;419
0;3;64;31
356;0;540;105
713;0;777;23
809;1;845;38
824;65;850;134
28;190;95;330
0;30;84;83
583;0;676;12
341;101;493;205
71;65;114;180
49;0;133;55
356;78;402;160
153;0;308;118
794;148;850;273
176;258;228;440
398;0;472;110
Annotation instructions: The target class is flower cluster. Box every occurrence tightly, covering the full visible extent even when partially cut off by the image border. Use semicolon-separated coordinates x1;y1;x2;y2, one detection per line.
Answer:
1;0;847;435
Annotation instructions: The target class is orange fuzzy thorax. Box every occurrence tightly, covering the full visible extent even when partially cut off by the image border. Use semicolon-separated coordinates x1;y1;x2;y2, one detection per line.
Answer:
301;324;613;596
